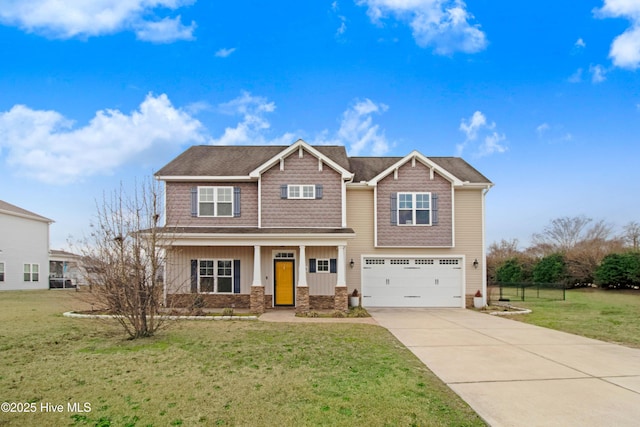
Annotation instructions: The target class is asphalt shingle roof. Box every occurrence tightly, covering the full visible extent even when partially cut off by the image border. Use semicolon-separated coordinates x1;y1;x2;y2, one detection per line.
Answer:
155;144;492;185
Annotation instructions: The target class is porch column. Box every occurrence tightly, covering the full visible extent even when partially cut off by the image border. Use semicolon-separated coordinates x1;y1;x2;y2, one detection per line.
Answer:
336;245;346;287
334;245;348;311
298;245;308;287
297;245;309;314
250;245;265;314
251;245;262;286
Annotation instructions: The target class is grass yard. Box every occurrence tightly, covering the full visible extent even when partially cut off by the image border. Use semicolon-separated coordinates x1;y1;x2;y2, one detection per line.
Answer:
505;288;640;348
0;291;484;426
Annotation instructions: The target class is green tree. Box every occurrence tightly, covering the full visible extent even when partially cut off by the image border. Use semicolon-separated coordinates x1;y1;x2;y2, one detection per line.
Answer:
532;253;567;284
594;252;640;288
496;258;528;283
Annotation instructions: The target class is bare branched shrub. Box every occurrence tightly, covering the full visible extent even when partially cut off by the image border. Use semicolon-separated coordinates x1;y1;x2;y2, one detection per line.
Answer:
80;179;169;339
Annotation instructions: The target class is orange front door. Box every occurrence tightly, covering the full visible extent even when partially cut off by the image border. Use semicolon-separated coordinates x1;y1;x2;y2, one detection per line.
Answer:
274;260;295;306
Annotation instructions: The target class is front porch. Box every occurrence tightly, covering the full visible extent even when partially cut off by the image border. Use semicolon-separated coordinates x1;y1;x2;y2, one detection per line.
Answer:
161;227;355;314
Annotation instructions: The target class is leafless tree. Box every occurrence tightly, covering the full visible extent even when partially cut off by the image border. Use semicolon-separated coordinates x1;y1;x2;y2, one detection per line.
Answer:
80;179;168;339
531;216;593;251
622;221;640;250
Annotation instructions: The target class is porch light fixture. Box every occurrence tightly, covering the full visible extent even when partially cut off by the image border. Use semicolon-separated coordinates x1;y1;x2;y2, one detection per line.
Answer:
349;258;355;269
473;259;479;269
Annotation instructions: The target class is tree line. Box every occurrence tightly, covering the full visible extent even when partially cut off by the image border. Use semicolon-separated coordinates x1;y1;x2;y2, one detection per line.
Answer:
488;216;640;288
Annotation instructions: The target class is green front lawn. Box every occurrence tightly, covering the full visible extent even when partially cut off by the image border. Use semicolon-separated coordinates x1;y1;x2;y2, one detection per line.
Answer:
506;288;640;348
0;291;484;426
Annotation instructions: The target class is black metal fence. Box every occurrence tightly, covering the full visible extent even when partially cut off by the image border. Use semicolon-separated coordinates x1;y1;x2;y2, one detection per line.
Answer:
490;282;566;302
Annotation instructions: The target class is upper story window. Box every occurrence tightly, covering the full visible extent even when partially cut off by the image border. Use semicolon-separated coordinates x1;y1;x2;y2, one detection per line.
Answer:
24;263;39;282
288;185;315;199
198;187;233;217
280;184;323;200
0;262;4;282
398;192;431;226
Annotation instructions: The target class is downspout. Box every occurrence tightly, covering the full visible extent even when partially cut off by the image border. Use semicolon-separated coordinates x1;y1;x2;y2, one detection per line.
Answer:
481;185;492;306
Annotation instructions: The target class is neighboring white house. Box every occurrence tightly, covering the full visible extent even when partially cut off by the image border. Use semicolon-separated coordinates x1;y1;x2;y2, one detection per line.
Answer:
49;249;83;288
0;200;53;291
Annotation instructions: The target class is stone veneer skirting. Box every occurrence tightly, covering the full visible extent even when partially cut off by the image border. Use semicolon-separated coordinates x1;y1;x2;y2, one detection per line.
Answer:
167;294;250;309
168;290;348;312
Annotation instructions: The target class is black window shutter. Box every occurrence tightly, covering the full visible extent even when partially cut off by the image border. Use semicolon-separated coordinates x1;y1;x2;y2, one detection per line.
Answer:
280;184;288;199
309;258;316;273
191;187;198;217
233;187;241;217
315;184;323;199
390;193;398;225
233;260;241;293
432;193;439;225
190;260;198;293
329;258;337;273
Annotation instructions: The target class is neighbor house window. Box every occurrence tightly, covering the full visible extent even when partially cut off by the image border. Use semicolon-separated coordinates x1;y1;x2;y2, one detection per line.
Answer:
199;259;233;293
23;264;39;282
316;259;330;273
398;192;431;225
198;187;233;217
0;262;4;282
288;185;315;199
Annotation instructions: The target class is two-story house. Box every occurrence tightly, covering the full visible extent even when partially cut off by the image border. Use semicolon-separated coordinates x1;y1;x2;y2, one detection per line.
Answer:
155;139;492;313
0;200;53;291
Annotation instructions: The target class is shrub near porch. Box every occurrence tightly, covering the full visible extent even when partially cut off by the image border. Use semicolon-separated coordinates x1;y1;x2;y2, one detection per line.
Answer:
0;291;485;426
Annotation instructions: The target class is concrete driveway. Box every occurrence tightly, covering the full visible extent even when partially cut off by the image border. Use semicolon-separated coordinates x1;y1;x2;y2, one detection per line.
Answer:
369;308;640;427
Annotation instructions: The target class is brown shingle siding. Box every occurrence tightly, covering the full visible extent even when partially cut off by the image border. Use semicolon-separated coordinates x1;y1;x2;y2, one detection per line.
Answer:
166;182;258;227
261;149;343;227
376;161;453;247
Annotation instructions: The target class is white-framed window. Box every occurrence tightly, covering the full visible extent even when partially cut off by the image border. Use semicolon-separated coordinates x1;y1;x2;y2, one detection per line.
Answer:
398;192;431;225
23;264;39;282
288;184;315;199
199;259;233;293
316;259;330;273
0;262;4;282
198;187;233;217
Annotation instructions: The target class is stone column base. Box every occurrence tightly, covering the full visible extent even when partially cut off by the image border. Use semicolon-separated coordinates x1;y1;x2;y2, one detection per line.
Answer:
296;286;309;314
250;286;265;314
334;286;348;312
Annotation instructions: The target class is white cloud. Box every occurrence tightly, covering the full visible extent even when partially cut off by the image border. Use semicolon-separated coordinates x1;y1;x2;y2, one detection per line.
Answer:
481;132;507;156
0;0;196;42
332;99;391;155
568;68;583;83
457;111;506;156
590;63;607;82
536;123;550;136
0;94;205;183
356;0;487;54
135;15;195;43
215;47;237;58
596;1;640;69
210;92;295;146
575;38;586;48
211;93;392;156
535;123;573;143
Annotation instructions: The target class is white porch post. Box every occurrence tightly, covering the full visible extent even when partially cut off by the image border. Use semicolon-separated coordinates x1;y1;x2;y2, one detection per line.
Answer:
337;245;346;287
252;245;262;286
298;245;308;287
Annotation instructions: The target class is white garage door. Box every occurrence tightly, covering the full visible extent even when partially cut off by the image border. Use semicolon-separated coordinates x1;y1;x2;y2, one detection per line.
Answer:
362;257;463;307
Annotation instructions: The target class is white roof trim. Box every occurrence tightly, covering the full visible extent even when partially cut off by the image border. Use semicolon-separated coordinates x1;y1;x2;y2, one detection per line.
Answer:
0;208;53;224
249;139;354;180
367;151;464;186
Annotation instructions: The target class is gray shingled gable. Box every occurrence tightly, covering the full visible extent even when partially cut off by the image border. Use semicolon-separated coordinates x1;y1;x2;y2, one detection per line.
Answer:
155;145;491;185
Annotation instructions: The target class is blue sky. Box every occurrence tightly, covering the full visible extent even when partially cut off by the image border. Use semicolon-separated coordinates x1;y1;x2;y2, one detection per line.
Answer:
1;0;639;251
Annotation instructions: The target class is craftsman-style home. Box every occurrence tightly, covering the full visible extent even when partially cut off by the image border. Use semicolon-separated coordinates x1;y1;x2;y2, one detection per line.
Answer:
155;139;492;313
